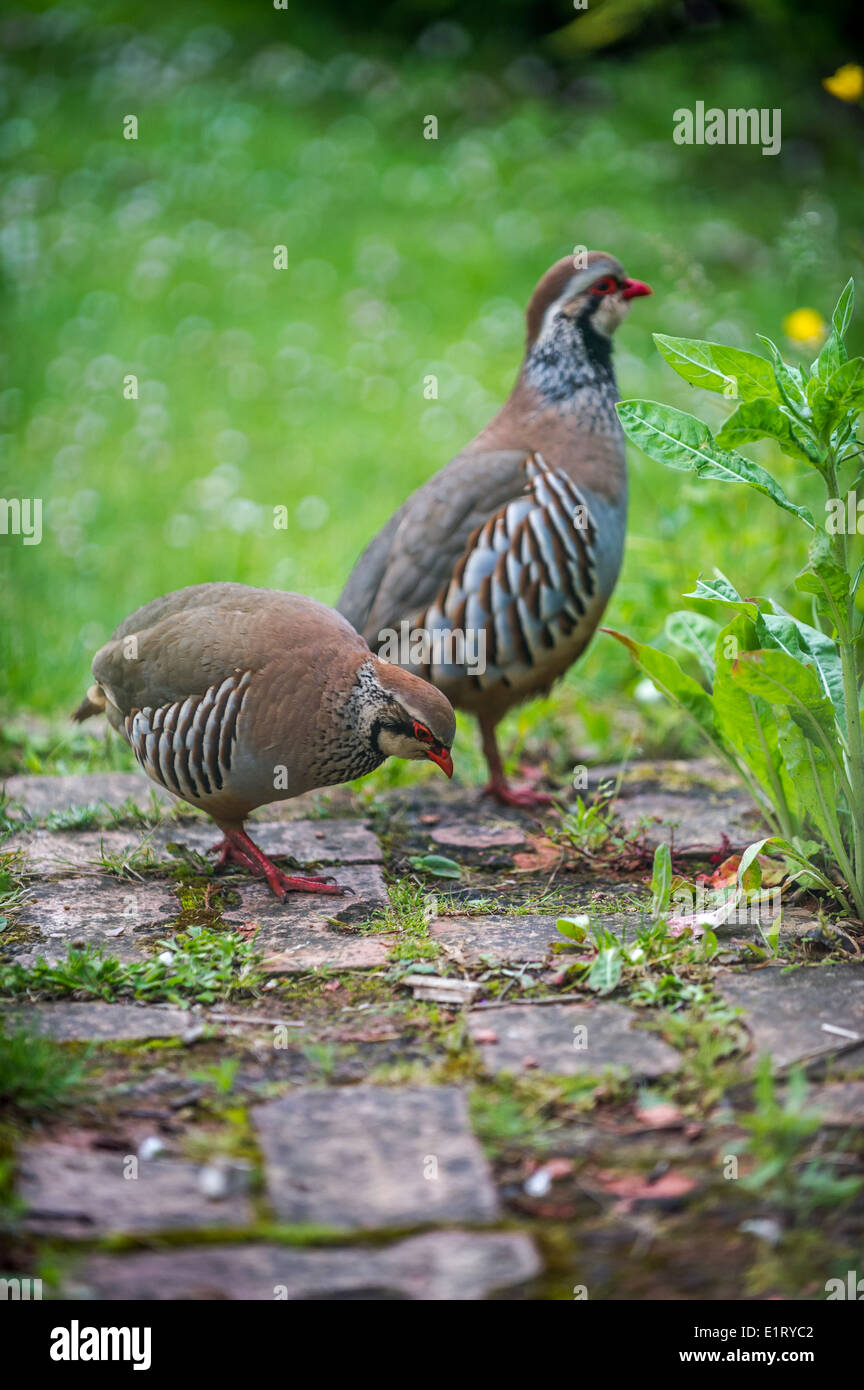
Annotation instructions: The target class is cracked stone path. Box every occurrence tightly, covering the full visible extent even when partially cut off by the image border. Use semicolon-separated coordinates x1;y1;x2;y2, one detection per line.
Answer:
2;763;863;1300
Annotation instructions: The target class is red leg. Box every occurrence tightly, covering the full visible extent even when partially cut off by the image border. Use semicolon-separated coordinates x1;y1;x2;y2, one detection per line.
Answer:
478;714;555;809
211;825;346;899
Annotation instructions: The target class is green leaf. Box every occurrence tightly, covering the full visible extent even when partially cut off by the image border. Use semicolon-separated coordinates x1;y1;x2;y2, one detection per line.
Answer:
716;397;826;466
832;278;854;340
684;571;759;617
650;843;673;917
712;614;794;827
664;610;719;678
602;629;717;743
556;915;589;942
774;711;841;853
653;334;779;402
794;528;850;611
409;854;461;879
616;401;814;527
758;600;846;737
731;651;842;767
587;947;622;995
810;357;864;436
755;334;809;412
811;327;846;382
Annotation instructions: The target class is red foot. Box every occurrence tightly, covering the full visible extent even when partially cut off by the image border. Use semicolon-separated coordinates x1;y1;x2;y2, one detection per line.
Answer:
481;779;555;809
208;832;347;900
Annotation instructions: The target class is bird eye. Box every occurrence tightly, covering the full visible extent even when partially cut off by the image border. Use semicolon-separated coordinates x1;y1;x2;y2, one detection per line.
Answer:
412;721;433;742
590;277;618;296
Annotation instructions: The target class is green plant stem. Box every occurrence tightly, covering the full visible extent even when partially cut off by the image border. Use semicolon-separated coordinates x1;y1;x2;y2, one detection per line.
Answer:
825;454;864;916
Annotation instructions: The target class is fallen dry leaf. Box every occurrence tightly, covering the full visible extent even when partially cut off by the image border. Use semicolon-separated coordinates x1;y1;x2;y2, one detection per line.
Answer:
592;1169;698;1201
513;834;562;873
634;1102;683;1127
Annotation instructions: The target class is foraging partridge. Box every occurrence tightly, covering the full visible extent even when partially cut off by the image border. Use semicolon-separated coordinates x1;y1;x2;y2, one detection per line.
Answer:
72;583;455;897
338;252;652;806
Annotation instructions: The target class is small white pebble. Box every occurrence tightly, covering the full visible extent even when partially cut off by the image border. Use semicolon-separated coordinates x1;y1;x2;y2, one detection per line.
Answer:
739;1218;782;1245
198;1164;230;1200
137;1135;165;1161
524;1168;552;1198
158;950;174;966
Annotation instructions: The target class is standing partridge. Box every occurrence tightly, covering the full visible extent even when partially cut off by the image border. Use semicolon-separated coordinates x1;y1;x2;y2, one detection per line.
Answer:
338;251;652;806
72;583;455;897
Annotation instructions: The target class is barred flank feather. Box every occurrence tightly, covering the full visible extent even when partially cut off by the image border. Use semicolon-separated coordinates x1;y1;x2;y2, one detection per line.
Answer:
126;671;252;801
417;453;597;686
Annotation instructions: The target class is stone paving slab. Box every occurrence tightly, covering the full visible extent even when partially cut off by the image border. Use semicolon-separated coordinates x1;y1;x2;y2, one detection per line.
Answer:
468;1001;681;1078
4;819;382;876
614;789;764;855
716;964;864;1068
17;1143;254;1237
8;865;389;966
0;1001;195;1042
64;1230;540;1300
2;772;174;820
808;1081;864;1126
13;875;180;962
429;821;528;852
222;865;389;943
431;913;632;965
253;1085;499;1229
431;913;561;964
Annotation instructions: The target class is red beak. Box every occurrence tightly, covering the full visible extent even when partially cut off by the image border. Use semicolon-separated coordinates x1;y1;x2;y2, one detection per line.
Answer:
621;278;653;300
426;746;454;779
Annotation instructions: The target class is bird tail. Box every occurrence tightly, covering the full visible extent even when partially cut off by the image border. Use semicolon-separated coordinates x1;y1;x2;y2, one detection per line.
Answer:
71;683;106;723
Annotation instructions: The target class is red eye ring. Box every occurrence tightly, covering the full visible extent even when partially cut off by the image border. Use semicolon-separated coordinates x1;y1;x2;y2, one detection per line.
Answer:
412;720;433;742
589;277;618;296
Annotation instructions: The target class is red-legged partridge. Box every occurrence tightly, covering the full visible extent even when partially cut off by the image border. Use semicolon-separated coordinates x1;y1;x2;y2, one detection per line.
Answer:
73;583;455;897
338;251;652;806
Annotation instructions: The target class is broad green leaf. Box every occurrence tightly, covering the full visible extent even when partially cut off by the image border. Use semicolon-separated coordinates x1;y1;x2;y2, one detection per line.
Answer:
684;571;759;616
653;334;779;402
810;357;864;435
712;615;796;829
556;916;589;942
774;710;842;852
756;334;809;412
664;610;719;678
758;599;846;736
602;629;716;742
587;947;622;995
731;651;842;764
650;843;673;917
811;327;846;382
409;853;461;879
794;528;850;613
616;401;814;527
832;278;854;340
716;397;826;466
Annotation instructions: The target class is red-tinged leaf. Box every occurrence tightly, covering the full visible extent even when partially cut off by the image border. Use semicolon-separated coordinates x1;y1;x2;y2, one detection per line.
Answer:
592;1169;698;1200
634;1102;683;1127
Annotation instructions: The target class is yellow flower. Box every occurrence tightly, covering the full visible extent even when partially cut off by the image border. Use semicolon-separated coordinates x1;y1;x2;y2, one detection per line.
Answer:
783;308;826;348
822;64;864;102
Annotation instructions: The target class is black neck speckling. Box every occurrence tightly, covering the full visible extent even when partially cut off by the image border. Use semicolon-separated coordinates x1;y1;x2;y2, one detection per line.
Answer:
524;304;619;410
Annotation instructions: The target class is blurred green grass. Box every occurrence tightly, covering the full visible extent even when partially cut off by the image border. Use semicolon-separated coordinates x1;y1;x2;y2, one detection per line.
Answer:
0;10;861;771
